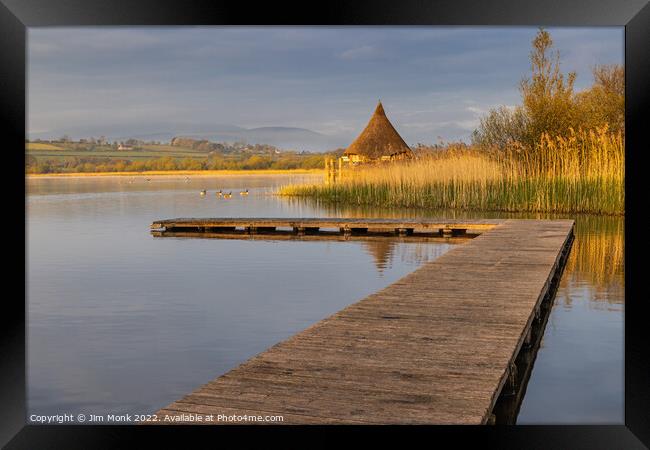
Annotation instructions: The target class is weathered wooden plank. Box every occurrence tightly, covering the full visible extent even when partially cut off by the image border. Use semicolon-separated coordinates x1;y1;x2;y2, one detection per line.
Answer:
151;218;574;425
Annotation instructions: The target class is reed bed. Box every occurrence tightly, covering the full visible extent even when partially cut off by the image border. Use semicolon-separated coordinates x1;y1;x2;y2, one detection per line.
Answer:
280;128;624;215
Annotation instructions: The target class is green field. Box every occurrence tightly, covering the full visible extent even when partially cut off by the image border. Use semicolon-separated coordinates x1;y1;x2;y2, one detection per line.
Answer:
25;142;65;150
25;141;328;173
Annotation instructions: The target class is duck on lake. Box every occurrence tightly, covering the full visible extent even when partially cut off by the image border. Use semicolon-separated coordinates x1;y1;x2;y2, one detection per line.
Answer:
216;190;223;197
200;190;207;196
240;189;249;196
223;192;232;199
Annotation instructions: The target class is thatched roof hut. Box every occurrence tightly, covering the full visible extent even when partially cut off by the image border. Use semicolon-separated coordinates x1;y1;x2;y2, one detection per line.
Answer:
343;101;414;162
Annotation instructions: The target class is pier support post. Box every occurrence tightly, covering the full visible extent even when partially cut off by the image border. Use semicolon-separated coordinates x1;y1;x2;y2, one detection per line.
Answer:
325;159;332;184
503;362;519;396
294;227;319;235
523;326;533;349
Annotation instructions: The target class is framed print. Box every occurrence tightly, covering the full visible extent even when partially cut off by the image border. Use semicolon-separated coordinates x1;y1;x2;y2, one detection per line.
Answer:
2;0;648;447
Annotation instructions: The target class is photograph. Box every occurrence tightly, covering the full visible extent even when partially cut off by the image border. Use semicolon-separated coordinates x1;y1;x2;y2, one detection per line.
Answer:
23;25;625;427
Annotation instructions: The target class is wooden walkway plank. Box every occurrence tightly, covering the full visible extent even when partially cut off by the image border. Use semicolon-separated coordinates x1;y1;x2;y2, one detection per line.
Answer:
150;218;574;425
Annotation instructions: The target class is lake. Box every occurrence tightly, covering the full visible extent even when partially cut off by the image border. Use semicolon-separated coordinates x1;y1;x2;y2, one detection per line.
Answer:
26;174;623;424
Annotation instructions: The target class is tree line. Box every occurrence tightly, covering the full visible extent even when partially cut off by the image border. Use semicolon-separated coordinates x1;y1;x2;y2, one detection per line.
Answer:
472;28;623;151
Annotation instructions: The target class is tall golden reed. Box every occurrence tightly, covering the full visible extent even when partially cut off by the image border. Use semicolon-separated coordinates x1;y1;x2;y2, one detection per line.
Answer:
280;127;623;215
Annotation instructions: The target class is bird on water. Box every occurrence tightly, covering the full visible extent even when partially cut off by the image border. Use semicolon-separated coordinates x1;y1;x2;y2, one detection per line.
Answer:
200;190;207;196
240;189;249;196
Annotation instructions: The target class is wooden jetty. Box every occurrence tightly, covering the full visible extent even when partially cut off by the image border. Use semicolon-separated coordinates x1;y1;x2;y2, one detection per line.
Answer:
150;218;574;424
150;217;501;237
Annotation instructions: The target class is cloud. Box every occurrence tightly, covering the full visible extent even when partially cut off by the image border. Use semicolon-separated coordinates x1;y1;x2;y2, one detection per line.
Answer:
438;119;479;131
338;45;383;61
466;106;486;115
27;27;623;145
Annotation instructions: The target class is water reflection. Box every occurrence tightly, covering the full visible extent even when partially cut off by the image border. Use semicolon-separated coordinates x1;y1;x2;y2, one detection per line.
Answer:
561;215;624;304
26;173;319;197
362;240;395;273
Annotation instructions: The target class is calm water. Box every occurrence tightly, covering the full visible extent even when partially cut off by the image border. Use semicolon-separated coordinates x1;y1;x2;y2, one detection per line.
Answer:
26;175;456;420
26;175;623;424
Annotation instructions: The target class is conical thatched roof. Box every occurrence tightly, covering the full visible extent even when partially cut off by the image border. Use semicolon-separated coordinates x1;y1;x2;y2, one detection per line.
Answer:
344;101;413;159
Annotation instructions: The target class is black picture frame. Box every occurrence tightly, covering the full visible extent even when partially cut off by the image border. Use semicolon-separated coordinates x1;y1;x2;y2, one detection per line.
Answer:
2;0;648;448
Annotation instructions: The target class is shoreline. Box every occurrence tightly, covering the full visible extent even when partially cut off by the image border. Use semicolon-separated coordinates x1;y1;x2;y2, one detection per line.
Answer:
26;169;324;179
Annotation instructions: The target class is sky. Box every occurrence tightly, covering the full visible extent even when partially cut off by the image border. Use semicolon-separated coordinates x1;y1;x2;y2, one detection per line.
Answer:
28;26;623;149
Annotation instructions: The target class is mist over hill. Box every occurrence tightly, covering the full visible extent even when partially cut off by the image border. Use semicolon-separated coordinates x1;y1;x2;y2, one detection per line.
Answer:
29;122;348;152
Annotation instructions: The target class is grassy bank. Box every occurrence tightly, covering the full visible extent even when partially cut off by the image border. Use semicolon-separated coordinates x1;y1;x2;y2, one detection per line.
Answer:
280;128;624;215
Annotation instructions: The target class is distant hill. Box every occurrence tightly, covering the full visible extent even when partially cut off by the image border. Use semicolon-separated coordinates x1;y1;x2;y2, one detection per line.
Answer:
29;123;347;152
